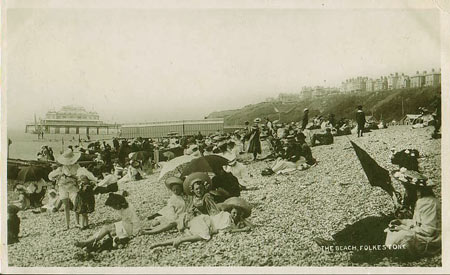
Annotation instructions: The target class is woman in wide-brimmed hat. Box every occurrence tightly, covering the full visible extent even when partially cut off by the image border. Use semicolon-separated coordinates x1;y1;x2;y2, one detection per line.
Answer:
48;149;97;230
149;197;254;250
141;177;186;235
118;160;147;184
384;169;441;258
246;122;262;161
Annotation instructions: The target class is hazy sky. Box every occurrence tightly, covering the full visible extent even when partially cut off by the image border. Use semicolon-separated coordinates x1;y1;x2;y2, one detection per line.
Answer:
5;8;441;129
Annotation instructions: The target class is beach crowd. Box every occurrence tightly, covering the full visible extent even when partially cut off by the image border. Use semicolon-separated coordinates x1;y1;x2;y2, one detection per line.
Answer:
7;105;442;263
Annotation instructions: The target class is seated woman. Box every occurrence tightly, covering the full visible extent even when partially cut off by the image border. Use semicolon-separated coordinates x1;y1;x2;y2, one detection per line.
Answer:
141;177;186;235
118;160;146;184
74;192;141;248
385;169;441;259
94;167;119;194
310;128;334;146
149;197;254;249
263;135;307;175
25;179;49;208
11;185;31;210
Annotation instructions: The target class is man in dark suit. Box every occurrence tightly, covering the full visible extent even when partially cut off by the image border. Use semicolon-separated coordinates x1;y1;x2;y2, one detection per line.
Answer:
301;108;309;131
356;105;366;137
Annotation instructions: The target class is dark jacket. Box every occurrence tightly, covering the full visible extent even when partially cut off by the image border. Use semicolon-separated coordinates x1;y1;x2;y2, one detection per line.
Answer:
247;127;261;154
302;113;309;130
283;143;301;162
356;110;366;126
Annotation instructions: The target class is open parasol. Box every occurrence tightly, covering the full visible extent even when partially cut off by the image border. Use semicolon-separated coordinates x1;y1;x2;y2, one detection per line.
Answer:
350;141;395;196
180;155;229;178
158;154;196;181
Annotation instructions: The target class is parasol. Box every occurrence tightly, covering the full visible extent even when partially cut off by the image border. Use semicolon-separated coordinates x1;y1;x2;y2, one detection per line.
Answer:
158;154;196;180
181;155;229;177
350;141;395;196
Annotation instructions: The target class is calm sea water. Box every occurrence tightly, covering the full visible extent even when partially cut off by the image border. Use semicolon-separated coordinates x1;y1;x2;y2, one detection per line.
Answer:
7;129;116;160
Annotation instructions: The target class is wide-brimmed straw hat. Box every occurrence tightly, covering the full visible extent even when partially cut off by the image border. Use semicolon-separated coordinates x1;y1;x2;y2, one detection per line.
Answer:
56;149;81;165
254;118;261;123
217;197;252;218
223;152;237;165
186;144;199;155
183;172;211;195
165;176;184;190
393;168;433;187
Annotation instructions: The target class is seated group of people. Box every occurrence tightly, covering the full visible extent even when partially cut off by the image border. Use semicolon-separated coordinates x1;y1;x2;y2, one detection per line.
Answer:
74;169;253;250
263;132;316;175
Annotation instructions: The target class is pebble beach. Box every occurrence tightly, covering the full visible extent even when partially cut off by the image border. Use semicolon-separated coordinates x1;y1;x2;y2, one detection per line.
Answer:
7;125;441;267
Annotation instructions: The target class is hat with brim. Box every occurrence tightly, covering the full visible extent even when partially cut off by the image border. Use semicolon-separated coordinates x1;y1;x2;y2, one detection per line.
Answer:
254;118;261;123
105;193;127;207
217;197;252;218
130;160;140;168
183;172;211;195
186;144;199;155
393;168;432;186
57;149;81;165
165;176;184;190
223;152;237;165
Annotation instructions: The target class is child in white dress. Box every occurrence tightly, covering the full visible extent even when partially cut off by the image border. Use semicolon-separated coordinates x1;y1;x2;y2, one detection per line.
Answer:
141;177;186;235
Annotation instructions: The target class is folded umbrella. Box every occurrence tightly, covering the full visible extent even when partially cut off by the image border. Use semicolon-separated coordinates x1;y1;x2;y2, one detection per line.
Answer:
158;154;196;181
350;141;395;196
181;155;229;178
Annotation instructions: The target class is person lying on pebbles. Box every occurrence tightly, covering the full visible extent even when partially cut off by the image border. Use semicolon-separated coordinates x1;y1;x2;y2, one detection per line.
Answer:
74;192;141;249
149;197;254;249
142;177;186;235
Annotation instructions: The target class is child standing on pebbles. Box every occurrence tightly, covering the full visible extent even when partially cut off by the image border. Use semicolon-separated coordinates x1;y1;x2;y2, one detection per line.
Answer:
74;175;96;230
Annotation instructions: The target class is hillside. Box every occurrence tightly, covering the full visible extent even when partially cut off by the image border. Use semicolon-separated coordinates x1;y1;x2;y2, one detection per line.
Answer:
207;87;441;125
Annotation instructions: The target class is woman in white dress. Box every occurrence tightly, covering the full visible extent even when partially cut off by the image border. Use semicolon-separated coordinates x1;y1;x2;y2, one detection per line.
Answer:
385;169;441;258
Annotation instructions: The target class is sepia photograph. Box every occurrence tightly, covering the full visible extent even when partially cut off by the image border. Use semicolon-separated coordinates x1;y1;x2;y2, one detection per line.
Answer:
1;0;449;273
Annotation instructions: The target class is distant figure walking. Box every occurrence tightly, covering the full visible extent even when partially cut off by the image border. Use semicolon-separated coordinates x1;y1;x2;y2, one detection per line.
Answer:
247;119;262;161
301;108;309;131
356;105;366;137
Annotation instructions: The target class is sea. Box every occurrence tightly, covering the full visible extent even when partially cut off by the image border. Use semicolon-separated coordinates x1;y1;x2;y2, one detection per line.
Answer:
7;129;116;160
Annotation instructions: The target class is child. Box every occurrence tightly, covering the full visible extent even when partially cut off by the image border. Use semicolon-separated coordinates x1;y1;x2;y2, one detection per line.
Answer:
74;175;96;230
149;197;253;249
142;177;185;235
7;205;21;245
74;192;140;248
11;185;31;210
32;189;60;213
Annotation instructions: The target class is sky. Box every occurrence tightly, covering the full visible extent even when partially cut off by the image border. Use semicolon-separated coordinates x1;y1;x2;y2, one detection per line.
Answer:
5;8;441;130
